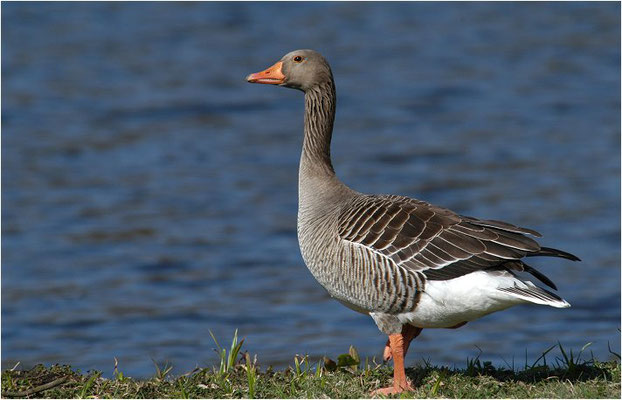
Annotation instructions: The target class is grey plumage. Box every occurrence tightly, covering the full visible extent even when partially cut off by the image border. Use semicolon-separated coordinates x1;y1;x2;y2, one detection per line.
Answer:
248;49;579;337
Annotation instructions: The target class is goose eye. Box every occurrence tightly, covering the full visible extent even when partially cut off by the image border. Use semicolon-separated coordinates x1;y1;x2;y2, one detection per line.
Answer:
293;55;304;63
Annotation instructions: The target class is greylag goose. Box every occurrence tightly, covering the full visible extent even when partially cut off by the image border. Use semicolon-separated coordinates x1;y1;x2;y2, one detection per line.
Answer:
246;50;579;395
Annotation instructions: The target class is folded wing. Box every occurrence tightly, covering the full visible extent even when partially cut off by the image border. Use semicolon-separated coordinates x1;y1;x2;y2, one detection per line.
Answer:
338;194;579;290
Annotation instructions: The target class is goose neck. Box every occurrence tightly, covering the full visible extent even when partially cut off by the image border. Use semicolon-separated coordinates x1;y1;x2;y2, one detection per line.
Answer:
301;81;336;177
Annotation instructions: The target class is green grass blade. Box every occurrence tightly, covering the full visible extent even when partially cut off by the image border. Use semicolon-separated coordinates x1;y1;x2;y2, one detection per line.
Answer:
79;371;100;398
531;344;557;369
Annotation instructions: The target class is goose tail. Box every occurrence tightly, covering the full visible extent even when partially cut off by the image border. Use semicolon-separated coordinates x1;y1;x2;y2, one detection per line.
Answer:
497;281;571;308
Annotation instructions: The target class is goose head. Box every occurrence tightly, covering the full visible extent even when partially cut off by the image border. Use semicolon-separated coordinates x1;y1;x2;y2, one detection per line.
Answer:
246;49;333;92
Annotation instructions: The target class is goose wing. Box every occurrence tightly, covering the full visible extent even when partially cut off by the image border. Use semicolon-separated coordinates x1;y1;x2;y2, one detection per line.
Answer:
337;194;578;289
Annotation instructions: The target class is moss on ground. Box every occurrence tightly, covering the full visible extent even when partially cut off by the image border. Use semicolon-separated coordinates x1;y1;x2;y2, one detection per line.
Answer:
2;353;620;398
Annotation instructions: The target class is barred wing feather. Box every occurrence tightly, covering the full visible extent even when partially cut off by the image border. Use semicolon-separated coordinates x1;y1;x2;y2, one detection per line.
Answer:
337;194;575;289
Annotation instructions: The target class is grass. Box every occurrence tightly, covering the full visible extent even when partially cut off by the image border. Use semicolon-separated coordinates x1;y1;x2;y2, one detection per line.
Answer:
1;334;620;398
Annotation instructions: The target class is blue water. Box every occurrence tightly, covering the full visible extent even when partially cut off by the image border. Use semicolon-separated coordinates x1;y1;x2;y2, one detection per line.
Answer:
2;2;620;378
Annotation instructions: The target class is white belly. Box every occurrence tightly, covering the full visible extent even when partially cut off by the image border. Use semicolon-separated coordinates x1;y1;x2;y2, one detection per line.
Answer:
397;271;531;328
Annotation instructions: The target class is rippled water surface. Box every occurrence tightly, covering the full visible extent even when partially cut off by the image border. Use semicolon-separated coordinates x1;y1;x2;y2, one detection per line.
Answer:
2;2;620;377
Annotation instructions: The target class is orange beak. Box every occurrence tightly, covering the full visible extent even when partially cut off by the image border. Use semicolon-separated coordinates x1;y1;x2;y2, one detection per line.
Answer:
246;61;286;85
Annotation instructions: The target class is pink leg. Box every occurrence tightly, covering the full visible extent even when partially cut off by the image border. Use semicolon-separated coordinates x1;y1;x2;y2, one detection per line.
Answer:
372;333;415;395
383;324;422;362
